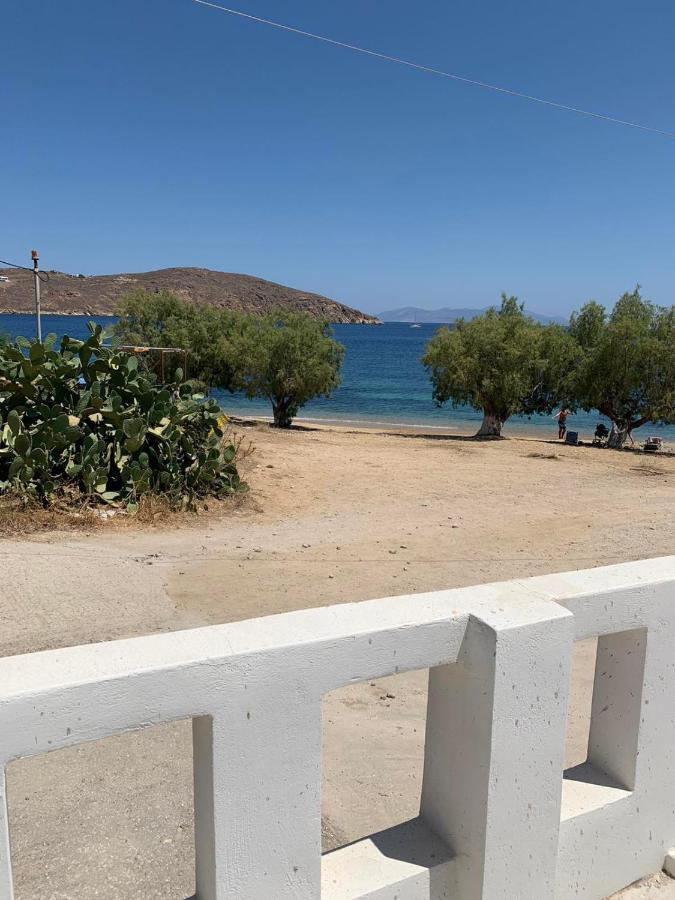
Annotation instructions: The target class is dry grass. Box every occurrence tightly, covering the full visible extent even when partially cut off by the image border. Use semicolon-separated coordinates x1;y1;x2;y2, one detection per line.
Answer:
526;451;560;460
0;489;253;538
0;430;255;537
0;496;102;536
222;422;256;465
111;490;252;532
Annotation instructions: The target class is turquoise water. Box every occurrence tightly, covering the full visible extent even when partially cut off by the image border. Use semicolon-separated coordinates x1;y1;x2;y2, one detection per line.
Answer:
1;313;673;441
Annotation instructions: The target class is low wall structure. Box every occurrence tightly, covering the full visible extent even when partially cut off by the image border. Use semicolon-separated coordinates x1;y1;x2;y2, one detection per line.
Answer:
0;557;673;899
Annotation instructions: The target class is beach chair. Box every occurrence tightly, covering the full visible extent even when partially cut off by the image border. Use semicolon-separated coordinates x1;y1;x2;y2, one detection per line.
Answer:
592;423;609;447
643;436;662;453
565;430;580;446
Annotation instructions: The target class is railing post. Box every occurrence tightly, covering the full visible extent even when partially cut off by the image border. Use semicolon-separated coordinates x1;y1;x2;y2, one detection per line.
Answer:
421;604;573;899
556;569;675;898
0;768;13;900
193;690;322;899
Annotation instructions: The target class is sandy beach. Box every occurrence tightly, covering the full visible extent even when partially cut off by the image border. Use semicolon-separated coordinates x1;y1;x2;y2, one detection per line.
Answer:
1;422;674;898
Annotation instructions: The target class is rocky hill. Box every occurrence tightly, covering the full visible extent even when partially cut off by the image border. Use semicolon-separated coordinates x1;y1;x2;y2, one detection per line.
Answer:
0;267;380;324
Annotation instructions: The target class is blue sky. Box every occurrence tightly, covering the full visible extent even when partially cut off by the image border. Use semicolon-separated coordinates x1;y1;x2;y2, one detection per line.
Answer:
2;0;674;317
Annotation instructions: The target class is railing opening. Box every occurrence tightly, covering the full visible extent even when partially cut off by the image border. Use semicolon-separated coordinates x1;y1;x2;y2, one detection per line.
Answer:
564;636;598;769
562;628;647;820
321;669;428;853
6;719;196;900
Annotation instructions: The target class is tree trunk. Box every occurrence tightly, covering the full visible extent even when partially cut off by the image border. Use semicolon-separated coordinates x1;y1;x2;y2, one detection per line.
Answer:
272;398;293;428
609;425;636;449
608;420;638;449
612;428;630;449
476;412;504;438
602;409;650;449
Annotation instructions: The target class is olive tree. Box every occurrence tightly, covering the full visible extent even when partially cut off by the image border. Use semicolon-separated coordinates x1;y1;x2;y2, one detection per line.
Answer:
569;288;674;446
423;295;575;437
226;308;344;427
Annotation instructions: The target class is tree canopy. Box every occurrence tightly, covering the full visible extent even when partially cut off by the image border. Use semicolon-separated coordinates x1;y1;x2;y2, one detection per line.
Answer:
569;288;674;444
422;295;575;437
115;292;344;427
115;290;240;388
226;308;344;427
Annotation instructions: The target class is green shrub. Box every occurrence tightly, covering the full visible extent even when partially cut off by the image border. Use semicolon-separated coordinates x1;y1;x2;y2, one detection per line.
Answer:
0;324;245;510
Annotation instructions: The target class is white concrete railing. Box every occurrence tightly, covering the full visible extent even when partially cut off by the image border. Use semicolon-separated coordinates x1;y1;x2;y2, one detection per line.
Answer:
0;558;674;900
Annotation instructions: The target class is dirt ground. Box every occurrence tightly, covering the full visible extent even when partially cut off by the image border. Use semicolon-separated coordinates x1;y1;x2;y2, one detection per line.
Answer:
1;423;673;898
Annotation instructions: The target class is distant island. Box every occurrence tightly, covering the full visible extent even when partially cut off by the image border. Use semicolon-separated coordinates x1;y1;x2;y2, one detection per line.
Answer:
0;267;380;325
377;305;567;325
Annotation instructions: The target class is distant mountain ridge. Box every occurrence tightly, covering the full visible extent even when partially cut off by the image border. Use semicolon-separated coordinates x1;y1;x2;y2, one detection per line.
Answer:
0;267;380;324
377;305;568;325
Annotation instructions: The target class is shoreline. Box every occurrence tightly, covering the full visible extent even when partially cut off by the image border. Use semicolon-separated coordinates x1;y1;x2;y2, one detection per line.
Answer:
230;412;550;439
228;414;675;454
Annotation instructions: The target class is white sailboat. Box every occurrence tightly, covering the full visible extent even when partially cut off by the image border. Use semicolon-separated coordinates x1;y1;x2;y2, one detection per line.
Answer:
410;311;421;328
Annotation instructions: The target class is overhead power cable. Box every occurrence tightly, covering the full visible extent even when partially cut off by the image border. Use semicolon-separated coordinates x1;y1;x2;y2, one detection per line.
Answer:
0;258;49;283
192;0;675;139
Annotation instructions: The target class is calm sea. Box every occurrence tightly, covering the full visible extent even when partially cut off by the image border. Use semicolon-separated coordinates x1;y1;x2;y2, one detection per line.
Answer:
1;313;673;441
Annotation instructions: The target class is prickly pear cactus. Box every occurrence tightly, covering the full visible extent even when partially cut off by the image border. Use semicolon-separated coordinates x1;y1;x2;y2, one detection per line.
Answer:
0;324;245;509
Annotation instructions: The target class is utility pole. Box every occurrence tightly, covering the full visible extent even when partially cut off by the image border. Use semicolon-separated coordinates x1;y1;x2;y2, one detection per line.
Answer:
31;249;41;342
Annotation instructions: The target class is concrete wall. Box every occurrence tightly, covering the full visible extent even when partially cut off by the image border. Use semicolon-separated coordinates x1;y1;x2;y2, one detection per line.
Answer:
0;557;673;899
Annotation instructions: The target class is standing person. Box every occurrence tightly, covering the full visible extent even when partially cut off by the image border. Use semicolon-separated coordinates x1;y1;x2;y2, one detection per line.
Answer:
552;408;569;440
